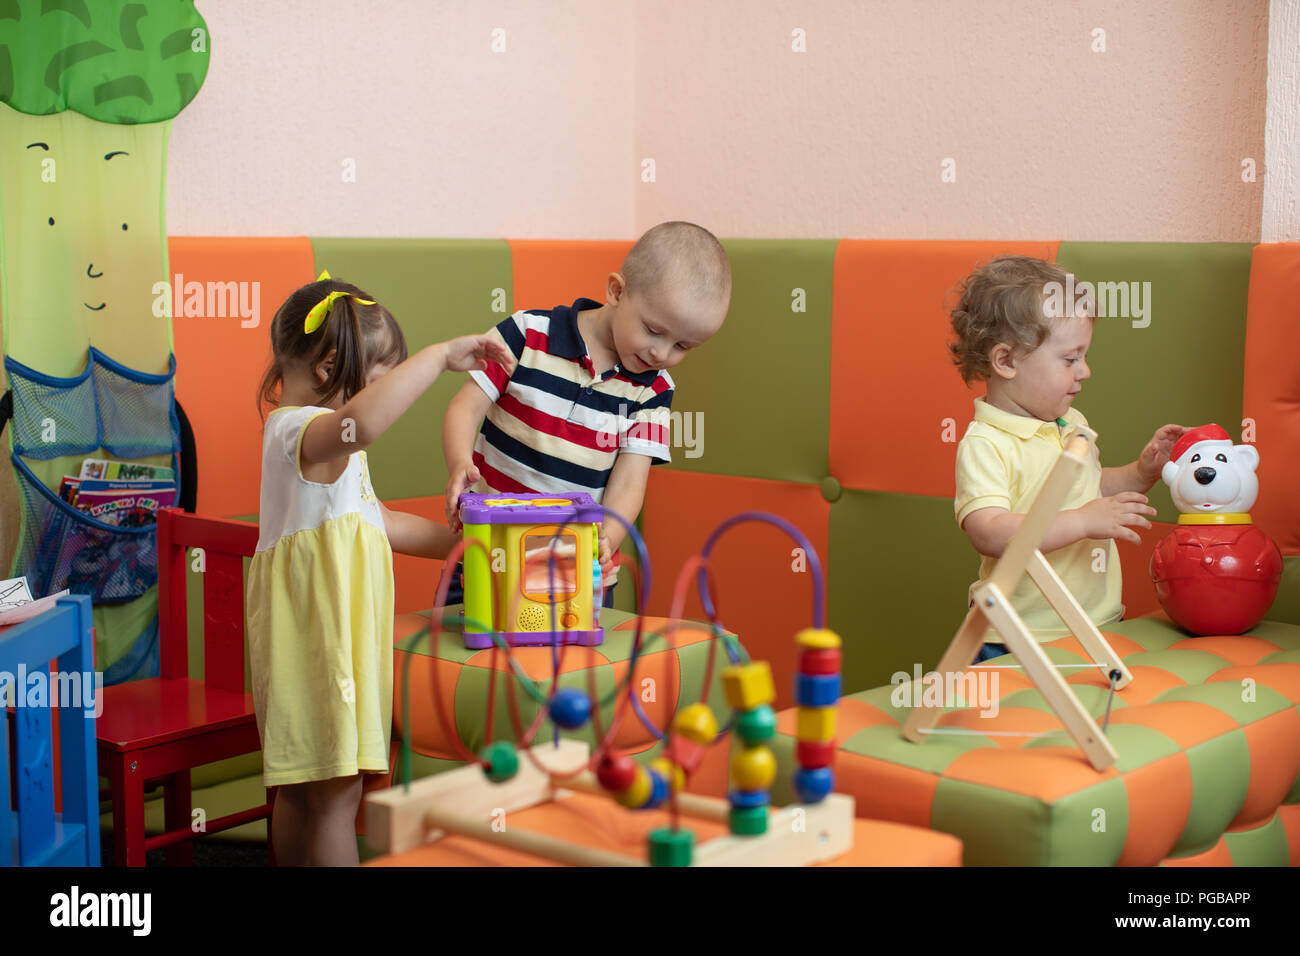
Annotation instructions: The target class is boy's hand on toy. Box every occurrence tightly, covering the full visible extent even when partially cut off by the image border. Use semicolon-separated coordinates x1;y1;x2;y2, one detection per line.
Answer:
445;463;481;532
442;333;515;375
598;535;615;583
1079;492;1157;545
1137;424;1186;485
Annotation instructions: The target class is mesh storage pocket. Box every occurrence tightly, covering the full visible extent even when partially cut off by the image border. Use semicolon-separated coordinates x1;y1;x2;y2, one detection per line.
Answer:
92;348;179;460
4;356;101;460
12;454;159;603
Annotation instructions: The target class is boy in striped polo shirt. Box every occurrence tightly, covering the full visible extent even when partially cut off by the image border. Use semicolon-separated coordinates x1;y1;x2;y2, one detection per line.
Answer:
441;221;731;604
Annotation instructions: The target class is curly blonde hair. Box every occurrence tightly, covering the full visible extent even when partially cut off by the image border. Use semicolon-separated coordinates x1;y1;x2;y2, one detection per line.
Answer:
948;256;1073;385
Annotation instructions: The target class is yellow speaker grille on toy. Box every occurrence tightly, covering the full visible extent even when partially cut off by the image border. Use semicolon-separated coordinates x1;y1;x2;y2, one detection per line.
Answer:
517;606;547;631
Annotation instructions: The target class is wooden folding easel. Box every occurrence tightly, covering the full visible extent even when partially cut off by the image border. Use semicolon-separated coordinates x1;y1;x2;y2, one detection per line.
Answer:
901;427;1132;771
366;739;855;866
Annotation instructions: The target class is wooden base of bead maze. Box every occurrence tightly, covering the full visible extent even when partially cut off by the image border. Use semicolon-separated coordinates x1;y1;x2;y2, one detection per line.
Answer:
366;739;855;866
900;427;1133;772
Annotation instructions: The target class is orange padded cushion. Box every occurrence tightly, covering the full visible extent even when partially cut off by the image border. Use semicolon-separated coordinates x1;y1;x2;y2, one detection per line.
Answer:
169;237;317;517
384;495;449;615
641;469;830;711
508;240;634;311
829;240;1059;498
1242;243;1300;554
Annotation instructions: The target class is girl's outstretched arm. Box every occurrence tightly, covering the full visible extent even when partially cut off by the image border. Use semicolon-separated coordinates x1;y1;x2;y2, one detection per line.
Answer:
379;502;458;559
301;335;514;466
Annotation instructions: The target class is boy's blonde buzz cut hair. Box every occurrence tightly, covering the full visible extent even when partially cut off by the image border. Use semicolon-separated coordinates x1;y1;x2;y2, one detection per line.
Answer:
948;255;1074;385
622;221;732;304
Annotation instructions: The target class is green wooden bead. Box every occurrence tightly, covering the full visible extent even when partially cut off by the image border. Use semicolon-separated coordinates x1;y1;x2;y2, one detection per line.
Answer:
735;704;777;744
728;805;769;836
480;741;519;783
647;827;695;867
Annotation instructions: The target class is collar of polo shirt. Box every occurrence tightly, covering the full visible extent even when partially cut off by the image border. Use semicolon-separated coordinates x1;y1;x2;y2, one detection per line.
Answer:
548;298;661;386
973;396;1083;440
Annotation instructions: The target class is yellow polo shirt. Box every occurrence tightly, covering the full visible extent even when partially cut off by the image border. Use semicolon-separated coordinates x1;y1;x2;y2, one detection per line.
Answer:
954;398;1123;640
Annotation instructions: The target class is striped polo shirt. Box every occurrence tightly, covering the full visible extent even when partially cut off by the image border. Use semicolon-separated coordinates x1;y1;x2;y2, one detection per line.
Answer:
468;298;675;502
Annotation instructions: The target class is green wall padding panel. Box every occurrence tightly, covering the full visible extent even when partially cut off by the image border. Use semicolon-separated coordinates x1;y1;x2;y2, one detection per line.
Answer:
1054;243;1253;525
828;488;974;694
664;239;837;485
308;239;513;500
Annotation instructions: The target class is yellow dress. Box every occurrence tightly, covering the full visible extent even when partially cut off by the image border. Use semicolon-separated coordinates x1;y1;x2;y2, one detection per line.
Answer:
245;406;394;787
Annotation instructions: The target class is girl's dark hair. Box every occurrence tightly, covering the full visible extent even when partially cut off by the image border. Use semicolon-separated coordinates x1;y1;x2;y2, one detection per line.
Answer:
256;277;407;420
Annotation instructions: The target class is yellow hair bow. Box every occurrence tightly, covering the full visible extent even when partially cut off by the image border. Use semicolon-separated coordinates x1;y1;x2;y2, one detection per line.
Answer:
304;269;375;333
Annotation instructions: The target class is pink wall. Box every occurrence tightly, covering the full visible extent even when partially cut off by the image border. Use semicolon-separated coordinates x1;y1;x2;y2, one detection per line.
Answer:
168;0;1270;241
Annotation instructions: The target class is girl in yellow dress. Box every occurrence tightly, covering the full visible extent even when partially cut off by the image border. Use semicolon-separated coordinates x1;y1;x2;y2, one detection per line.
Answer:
247;273;513;866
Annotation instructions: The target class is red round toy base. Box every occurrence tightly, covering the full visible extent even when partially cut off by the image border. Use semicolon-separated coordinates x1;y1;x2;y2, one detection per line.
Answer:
1150;524;1283;636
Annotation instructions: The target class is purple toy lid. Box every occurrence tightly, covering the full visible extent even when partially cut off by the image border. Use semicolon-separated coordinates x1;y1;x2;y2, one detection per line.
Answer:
459;491;602;525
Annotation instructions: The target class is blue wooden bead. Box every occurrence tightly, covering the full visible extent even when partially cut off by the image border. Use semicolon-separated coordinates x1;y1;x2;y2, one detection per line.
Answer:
795;673;841;708
728;789;771;809
641;768;669;810
794;766;834;804
549;687;591;729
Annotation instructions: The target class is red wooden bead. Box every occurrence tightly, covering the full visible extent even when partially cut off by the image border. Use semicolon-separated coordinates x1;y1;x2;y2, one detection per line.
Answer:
665;735;706;775
596;754;638;793
797;739;837;768
800;648;842;675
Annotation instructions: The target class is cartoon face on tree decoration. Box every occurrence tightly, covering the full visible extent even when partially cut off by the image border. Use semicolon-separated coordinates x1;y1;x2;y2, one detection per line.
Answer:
1149;425;1282;636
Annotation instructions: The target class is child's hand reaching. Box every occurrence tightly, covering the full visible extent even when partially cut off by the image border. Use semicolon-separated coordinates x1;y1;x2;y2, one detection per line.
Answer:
442;333;515;375
1137;424;1185;486
1078;492;1157;545
598;534;615;586
445;463;480;532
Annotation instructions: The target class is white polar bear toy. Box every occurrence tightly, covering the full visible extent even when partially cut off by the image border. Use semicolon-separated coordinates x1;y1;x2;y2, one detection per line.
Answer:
1161;423;1259;514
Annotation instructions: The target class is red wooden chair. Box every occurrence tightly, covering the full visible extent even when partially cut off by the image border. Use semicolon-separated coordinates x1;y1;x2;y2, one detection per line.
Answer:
96;507;272;866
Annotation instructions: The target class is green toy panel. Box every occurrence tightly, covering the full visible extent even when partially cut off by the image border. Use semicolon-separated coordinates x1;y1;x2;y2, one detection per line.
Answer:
827;488;976;693
308;238;513;500
663;239;837;485
1054;243;1253;525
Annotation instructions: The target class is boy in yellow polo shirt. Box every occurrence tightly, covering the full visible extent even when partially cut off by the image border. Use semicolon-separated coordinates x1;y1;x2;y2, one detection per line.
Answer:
948;256;1184;659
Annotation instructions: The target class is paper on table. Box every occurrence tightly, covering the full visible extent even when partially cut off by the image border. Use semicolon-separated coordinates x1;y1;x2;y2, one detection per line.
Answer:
0;588;72;626
0;575;34;609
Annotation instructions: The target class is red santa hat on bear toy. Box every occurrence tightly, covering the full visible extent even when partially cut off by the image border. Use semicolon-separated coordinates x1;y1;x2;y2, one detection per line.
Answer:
1168;424;1232;464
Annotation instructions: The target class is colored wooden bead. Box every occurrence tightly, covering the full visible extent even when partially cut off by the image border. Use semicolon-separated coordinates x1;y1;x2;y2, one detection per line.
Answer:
648;827;695;867
613;765;652;808
794;766;834;804
796;739;837;769
548;687;591;729
722;662;775;711
795;672;841;708
664;735;706;774
730;745;776;791
796;705;836;742
728;789;771;809
729;805;768;836
479;741;519;783
795;628;843;651
800;647;842;675
596;753;638;793
642;768;669;810
649;757;685;794
735;704;776;744
673;703;718;744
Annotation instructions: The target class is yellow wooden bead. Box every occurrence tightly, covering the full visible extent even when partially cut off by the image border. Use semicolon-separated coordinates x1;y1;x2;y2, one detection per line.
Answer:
649;757;686;794
797;706;836;742
673;703;718;745
613;765;652;808
730;745;777;791
722;662;775;711
795;628;843;651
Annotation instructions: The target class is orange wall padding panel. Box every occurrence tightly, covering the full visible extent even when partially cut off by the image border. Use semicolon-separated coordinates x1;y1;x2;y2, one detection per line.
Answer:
1242;243;1300;554
508;240;635;313
385;495;450;615
829;240;1060;498
641;468;830;711
169;237;317;517
1116;521;1177;619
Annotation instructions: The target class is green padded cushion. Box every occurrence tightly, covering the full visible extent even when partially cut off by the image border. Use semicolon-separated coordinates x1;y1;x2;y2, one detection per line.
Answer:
664;240;837;485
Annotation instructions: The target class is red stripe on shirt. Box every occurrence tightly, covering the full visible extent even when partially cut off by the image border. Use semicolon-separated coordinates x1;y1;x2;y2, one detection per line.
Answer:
472;453;535;494
625;421;668;445
497;392;616;451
